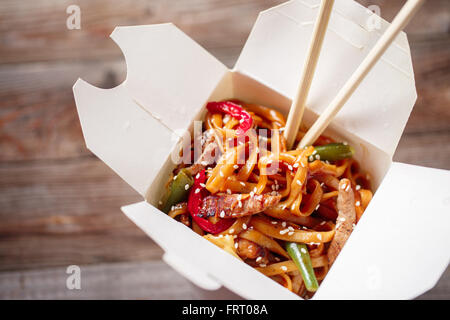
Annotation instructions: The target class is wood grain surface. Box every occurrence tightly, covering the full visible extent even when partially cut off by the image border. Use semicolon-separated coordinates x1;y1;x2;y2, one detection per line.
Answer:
0;0;448;299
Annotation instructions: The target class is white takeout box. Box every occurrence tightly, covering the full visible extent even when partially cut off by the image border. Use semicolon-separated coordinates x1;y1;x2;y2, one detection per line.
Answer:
73;0;450;299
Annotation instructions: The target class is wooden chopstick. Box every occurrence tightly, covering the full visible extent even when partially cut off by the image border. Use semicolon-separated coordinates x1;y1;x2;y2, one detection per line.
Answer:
298;0;425;149
284;0;335;150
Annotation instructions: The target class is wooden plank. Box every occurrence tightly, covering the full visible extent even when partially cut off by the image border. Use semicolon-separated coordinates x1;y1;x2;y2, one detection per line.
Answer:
0;259;446;299
0;260;241;299
394;131;450;170
0;156;164;272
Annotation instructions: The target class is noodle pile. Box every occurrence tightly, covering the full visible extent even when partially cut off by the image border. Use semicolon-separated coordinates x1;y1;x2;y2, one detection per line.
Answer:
166;100;373;298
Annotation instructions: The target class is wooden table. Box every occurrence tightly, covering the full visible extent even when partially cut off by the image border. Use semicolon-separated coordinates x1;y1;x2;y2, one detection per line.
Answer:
0;0;449;299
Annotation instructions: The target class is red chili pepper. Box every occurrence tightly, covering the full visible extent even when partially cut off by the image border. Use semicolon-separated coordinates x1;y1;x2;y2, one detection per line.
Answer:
206;101;253;135
187;170;235;234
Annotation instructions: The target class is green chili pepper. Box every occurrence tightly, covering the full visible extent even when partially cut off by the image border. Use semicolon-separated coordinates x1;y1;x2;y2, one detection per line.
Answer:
161;169;194;213
286;242;319;292
313;143;354;161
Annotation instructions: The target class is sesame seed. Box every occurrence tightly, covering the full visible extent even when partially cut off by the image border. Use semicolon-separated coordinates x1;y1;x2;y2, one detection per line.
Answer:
288;165;293;171
173;175;178;180
226;189;231;194
220;171;224;177
282;222;286;227
240;182;246;186
339;217;346;222
201;161;208;166
281;266;288;271
158;200;163;205
355;201;361;207
293;163;299;168
301;247;307;254
317;234;322;240
320;221;326;225
184;184;190;190
218;234;223;238
229;229;235;234
220;211;225;218
271;221;278;225
256;257;262;262
259;264;267;267
242;223;247;230
199;183;206;187
309;156;314;162
315;154;321;160
315;204;320;210
356;185;361;191
234;242;238;249
280;229;289;235
288;231;294;236
195;188;201;194
233;165;239;169
288;226;294;231
296;180;302;186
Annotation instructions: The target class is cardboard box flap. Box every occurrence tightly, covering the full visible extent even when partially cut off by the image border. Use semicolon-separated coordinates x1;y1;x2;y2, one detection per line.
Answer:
73;80;175;197
110;24;228;133
235;0;417;157
122;201;301;300
314;162;450;299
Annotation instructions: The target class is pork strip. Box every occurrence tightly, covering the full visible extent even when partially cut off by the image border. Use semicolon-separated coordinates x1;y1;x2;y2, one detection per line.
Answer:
186;130;219;175
327;178;356;266
198;194;281;218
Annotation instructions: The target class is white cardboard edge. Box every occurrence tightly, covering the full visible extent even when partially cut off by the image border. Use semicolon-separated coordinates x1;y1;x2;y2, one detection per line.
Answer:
110;23;228;134
73;79;176;197
314;162;450;300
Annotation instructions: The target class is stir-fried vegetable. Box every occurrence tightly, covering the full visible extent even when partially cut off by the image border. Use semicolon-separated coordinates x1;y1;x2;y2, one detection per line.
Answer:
161;169;194;213
286;242;319;292
206;101;253;135
313;143;354;161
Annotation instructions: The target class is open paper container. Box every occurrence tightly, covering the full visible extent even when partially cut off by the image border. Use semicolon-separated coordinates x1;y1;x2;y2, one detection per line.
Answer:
73;0;450;299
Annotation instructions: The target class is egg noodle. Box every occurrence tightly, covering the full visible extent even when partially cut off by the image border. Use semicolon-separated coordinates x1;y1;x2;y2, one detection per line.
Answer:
163;100;372;298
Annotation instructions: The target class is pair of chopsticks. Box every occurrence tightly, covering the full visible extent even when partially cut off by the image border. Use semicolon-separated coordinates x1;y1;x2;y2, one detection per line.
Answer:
284;0;425;150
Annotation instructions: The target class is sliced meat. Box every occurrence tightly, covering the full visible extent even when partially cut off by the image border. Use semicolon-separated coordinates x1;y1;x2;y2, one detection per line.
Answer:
327;178;356;266
186;130;220;175
198;193;281;218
